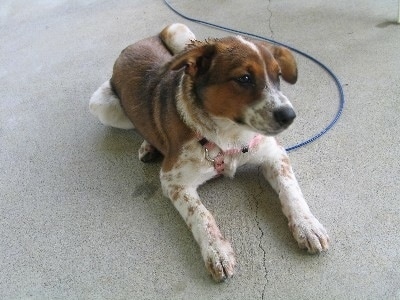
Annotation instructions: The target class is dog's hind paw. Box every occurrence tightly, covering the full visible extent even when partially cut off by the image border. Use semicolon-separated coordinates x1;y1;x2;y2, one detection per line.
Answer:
202;238;236;282
289;215;330;253
138;140;162;162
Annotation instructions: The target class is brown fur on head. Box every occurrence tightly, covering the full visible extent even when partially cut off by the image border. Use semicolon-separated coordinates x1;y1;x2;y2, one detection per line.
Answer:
165;38;297;84
163;41;216;77
161;36;298;135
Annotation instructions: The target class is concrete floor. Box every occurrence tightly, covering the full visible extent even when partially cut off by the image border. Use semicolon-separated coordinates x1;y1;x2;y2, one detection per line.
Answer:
1;0;399;299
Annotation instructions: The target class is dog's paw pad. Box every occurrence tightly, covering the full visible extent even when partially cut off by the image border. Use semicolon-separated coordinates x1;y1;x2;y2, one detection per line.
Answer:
290;215;329;253
203;239;236;282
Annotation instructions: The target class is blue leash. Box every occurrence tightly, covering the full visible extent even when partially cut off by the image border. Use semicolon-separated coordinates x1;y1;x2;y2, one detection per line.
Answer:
163;0;345;152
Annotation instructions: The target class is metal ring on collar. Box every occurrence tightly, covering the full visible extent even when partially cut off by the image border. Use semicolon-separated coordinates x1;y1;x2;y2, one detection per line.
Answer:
204;148;216;162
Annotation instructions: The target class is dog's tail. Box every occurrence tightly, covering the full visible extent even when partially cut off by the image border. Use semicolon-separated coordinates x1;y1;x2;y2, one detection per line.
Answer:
89;80;134;130
160;23;196;55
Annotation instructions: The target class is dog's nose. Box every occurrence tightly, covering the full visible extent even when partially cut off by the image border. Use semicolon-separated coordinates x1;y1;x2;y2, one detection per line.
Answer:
273;107;296;126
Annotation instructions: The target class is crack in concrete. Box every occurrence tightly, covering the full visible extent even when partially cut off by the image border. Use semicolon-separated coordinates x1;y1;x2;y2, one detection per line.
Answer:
267;0;274;38
255;166;268;300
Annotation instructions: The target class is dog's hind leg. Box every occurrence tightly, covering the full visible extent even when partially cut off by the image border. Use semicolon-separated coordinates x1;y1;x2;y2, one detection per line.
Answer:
160;23;196;54
89;80;134;130
138;140;162;162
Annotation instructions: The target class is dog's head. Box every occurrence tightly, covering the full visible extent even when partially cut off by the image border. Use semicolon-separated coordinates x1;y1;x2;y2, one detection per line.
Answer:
165;36;298;136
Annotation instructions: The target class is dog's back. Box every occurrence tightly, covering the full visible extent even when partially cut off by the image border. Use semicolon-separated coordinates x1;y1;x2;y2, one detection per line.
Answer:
111;36;193;159
111;35;172;108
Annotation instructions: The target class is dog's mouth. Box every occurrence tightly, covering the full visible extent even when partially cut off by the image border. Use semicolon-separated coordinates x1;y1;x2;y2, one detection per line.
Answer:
234;117;246;126
234;118;285;136
237;105;296;136
253;124;289;136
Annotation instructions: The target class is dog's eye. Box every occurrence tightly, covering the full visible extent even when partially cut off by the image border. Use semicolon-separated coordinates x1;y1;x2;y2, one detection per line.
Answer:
236;74;253;85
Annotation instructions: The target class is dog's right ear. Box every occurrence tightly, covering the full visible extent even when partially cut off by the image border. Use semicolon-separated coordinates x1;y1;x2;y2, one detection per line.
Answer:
162;43;216;77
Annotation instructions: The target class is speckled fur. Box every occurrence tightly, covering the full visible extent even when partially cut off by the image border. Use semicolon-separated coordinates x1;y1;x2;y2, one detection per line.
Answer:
89;23;329;282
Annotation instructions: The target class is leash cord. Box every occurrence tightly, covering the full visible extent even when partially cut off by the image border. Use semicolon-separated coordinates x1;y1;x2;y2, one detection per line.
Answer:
163;0;345;152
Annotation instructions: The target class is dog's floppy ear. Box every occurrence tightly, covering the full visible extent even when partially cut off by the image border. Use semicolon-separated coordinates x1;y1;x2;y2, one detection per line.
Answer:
257;41;298;84
270;46;298;84
163;42;216;77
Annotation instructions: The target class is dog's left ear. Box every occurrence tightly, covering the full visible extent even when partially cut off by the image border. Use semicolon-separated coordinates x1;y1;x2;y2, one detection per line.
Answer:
163;42;216;77
257;42;298;84
270;46;298;84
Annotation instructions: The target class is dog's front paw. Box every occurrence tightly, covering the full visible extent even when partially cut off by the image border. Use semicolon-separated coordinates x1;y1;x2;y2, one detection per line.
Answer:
202;238;236;282
289;215;329;253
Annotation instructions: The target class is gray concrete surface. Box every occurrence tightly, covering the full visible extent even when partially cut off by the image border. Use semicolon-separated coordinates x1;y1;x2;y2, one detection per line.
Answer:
1;0;399;299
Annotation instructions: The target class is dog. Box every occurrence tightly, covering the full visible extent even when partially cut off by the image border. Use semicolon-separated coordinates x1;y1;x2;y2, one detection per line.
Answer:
89;23;329;282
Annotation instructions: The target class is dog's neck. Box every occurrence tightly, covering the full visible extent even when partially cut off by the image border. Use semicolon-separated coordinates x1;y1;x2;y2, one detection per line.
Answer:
176;75;258;151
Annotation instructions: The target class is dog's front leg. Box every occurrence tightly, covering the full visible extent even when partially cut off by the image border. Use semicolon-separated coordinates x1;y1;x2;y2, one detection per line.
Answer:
160;172;236;282
259;138;330;253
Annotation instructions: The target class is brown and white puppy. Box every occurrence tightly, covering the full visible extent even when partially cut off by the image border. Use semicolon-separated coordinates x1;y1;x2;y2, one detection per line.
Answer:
89;23;329;282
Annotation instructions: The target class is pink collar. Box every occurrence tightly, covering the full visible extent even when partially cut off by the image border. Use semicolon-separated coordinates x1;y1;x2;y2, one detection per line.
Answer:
198;134;263;174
